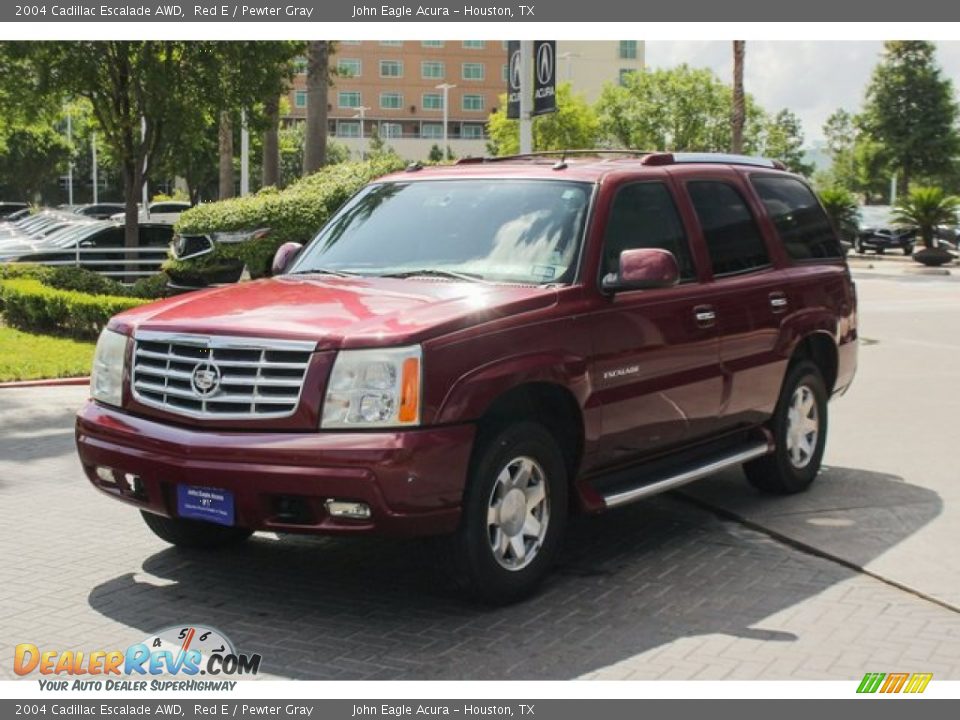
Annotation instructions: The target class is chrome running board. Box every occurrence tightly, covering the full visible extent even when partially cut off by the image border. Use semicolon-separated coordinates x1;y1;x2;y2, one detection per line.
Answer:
600;441;771;509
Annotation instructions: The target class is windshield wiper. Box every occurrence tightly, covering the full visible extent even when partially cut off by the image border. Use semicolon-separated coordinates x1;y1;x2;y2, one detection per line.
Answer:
378;269;486;283
285;268;363;277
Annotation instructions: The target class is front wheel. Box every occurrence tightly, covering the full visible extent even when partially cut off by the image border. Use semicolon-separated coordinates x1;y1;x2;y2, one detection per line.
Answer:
744;360;828;494
141;511;253;549
450;421;568;604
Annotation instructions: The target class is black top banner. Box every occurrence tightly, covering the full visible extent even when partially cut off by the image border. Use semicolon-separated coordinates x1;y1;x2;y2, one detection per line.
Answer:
2;0;960;22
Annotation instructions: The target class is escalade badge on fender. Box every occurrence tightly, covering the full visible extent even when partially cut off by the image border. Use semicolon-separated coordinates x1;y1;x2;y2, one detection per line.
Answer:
191;361;221;397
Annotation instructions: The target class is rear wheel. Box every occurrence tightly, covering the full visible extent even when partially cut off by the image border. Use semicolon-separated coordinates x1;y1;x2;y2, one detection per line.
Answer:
140;511;252;549
744;360;828;494
450;421;567;604
854;239;865;254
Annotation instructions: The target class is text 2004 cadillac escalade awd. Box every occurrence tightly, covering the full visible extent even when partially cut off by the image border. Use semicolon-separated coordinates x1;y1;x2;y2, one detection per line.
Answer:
76;152;857;603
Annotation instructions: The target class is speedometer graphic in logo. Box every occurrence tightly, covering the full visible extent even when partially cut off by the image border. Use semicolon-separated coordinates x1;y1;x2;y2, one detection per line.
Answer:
144;625;234;672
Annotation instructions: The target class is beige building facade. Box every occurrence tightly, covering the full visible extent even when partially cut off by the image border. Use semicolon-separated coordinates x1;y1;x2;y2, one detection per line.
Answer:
283;40;646;160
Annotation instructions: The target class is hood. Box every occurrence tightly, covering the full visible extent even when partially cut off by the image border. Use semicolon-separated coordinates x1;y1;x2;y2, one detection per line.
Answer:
110;275;558;350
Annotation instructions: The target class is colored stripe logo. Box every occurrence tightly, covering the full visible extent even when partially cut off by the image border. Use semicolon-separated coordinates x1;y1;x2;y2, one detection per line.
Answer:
857;672;933;694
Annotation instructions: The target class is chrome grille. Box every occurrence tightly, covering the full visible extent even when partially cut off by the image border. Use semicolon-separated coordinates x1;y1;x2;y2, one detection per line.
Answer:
131;331;315;419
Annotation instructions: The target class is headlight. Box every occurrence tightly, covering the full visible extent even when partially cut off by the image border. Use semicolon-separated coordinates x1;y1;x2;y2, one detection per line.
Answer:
322;346;422;429
91;328;128;407
211;228;271;245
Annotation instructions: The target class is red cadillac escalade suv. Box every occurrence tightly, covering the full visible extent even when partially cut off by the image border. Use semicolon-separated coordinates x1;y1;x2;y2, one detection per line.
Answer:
76;152;857;603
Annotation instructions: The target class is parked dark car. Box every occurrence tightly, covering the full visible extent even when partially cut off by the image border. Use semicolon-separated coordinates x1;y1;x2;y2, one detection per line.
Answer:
0;202;29;219
76;152;857;603
855;205;915;255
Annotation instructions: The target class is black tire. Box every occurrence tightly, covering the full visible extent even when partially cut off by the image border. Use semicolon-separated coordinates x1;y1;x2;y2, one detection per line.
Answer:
450;421;568;605
854;239;865;254
904;244;914;256
744;360;828;495
877;247;886;255
140;511;253;549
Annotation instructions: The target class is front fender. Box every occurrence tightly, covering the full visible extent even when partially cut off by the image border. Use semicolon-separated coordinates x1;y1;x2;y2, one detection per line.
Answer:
434;351;592;427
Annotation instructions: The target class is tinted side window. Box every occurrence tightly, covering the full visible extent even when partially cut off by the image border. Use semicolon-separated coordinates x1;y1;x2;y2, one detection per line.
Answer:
140;226;174;247
751;176;842;260
687;181;770;276
602;182;695;280
87;228;124;248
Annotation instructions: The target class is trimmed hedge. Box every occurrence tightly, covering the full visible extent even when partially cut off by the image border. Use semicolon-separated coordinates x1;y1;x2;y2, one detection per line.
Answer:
0;278;148;339
166;155;407;283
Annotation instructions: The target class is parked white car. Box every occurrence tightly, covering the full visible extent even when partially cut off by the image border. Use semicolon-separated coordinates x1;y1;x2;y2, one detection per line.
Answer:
110;201;191;225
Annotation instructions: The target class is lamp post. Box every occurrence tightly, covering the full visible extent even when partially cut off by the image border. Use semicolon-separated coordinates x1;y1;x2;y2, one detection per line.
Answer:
558;51;580;82
352;106;371;158
435;83;456;152
65;107;73;206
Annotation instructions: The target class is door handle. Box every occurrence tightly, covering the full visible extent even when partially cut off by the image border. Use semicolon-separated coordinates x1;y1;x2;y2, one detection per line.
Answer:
769;292;788;313
694;305;716;327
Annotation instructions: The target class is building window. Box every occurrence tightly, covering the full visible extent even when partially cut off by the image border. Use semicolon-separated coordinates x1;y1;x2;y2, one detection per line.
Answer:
380;41;403;47
336;121;361;138
421;123;444;139
619;41;638;60
294;90;307;108
618;69;637;86
462;94;484;112
379;60;403;78
421;41;444;48
338;91;362;109
461;124;485;139
462;63;485;81
293;57;307;75
380;122;402;139
421;61;445;80
463;41;486;49
380;92;403;110
502;64;509;82
422;93;444;111
337;58;361;78
339;41;361;45
501;41;509;50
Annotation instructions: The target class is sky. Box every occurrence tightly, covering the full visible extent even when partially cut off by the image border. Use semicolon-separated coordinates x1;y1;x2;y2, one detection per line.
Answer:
644;41;960;145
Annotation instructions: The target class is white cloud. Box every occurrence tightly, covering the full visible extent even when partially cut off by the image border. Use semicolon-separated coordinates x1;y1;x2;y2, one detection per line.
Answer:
643;41;960;144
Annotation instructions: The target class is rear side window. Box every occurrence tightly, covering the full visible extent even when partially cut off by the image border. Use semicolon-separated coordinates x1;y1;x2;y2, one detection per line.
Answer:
751;176;843;260
602;182;695;280
687;181;770;276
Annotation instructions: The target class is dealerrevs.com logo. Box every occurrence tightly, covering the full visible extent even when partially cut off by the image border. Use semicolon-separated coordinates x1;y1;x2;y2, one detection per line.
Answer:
15;625;261;691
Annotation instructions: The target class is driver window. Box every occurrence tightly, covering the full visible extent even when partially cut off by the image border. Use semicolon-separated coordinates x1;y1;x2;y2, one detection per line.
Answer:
602;182;696;281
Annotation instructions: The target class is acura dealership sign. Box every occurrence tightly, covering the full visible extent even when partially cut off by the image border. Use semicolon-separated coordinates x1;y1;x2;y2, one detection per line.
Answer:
506;40;556;119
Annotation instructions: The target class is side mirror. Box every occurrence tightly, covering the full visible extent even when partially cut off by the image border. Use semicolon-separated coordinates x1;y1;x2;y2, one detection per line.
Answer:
271;242;303;276
602;248;680;293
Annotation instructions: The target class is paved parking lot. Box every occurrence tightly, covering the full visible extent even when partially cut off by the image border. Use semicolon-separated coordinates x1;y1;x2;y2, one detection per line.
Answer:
2;273;960;681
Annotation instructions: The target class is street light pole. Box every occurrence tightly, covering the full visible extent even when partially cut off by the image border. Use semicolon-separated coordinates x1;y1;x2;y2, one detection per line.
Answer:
352;106;371;158
91;132;98;204
435;83;456;154
65;109;73;207
240;108;250;197
519;40;533;154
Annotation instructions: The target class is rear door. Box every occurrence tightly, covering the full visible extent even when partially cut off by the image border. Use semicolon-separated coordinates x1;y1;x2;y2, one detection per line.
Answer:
681;177;788;429
586;180;722;468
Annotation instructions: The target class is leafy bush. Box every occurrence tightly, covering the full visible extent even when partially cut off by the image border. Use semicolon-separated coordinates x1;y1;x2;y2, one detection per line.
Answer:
46;266;127;296
165;155;406;284
817;187;860;242
0;278;148;339
0;263;54;283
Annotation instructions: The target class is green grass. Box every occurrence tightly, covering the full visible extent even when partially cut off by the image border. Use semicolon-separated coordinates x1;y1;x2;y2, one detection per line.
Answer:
0;319;95;382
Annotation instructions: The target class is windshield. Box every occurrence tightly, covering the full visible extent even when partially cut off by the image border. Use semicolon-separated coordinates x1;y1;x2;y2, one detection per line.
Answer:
290;179;592;284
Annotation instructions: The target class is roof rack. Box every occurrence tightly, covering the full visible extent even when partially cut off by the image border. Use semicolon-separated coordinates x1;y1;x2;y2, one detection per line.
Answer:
456;149;786;171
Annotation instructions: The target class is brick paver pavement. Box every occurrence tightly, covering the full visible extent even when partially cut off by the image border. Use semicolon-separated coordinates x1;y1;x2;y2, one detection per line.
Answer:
2;385;959;681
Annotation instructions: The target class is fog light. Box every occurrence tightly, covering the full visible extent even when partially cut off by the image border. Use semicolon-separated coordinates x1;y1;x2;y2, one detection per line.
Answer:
95;466;116;484
325;499;372;520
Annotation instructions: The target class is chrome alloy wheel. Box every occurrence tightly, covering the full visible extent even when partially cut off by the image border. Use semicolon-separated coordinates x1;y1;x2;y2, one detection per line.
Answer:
486;456;550;571
786;384;819;469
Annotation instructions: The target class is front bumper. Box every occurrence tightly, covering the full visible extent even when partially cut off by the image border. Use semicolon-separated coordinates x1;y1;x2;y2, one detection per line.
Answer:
75;400;475;536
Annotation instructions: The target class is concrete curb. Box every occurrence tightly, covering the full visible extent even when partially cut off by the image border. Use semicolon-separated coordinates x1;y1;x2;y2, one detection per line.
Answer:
0;377;89;389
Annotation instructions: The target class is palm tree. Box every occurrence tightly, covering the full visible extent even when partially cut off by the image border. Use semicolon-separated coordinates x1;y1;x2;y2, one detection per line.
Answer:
303;41;330;175
891;186;960;249
731;41;746;154
818;187;860;242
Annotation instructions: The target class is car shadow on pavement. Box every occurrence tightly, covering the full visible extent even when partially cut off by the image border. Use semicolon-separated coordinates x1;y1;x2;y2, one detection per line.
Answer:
86;465;941;680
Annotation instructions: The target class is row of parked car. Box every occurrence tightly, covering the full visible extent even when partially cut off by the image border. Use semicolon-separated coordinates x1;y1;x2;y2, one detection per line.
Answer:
0;200;191;279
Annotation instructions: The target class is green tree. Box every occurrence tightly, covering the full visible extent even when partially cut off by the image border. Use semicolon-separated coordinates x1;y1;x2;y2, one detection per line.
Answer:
597;65;764;152
0;124;70;201
817;186;860;242
487;83;600;156
860;41;960;192
891;186;960;249
761;109;814;176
